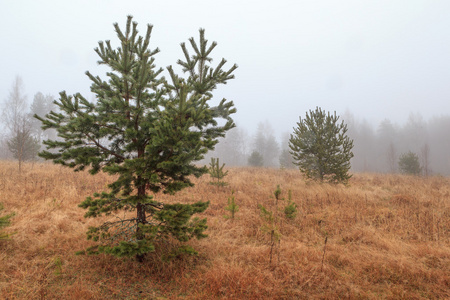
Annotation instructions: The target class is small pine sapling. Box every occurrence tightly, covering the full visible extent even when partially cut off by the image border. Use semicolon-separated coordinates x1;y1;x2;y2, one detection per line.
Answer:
398;151;422;175
284;190;297;219
258;204;281;264
208;157;229;186
0;203;15;240
258;185;284;264
274;185;281;210
248;151;264;167
224;190;239;219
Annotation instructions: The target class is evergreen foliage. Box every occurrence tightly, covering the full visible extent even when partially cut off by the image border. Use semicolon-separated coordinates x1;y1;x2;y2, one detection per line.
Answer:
284;190;297;219
289;107;354;184
258;204;280;264
248;151;264;167
208;157;228;186
258;200;281;263
224;191;239;219
36;16;237;261
398;151;422;175
258;185;283;264
0;203;15;240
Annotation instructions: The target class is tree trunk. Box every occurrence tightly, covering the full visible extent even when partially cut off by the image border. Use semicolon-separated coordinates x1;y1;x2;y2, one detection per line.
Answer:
135;145;147;262
135;184;147;262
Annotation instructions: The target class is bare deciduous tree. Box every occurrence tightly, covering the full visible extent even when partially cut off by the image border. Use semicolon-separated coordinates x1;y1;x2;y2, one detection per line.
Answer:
2;76;27;133
2;76;39;170
7;116;40;172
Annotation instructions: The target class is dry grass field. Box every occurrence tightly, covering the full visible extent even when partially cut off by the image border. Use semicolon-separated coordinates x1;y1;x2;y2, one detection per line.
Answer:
0;161;449;299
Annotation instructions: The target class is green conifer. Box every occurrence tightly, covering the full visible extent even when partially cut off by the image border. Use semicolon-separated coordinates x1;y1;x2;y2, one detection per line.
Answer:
224;191;239;219
289;107;354;184
248;151;264;167
284;190;297;219
36;16;237;261
208;157;228;186
398;151;422;175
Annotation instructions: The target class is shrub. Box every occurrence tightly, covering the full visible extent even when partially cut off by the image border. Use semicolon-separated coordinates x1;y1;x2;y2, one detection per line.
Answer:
398;151;422;175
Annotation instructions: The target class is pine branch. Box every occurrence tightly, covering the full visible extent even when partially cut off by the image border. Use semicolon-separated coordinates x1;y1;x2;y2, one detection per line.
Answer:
82;132;126;161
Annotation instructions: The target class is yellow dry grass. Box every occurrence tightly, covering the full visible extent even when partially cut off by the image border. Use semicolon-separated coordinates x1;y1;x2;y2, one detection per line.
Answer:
0;161;449;299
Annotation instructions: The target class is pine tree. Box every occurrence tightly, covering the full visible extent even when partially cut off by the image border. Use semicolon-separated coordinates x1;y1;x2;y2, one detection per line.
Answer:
248;151;264;167
289;107;354;184
224;191;239;219
208;157;228;186
398;151;421;175
258;185;283;264
284;190;297;219
36;16;237;262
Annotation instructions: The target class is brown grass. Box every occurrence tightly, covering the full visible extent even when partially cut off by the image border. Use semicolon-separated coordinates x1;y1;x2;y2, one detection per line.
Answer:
0;161;449;299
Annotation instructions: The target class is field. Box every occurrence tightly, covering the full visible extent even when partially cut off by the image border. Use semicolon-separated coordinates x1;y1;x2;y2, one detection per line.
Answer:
0;161;449;299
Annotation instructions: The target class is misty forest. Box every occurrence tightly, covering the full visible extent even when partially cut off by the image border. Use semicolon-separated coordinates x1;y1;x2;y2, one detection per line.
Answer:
205;111;450;176
1;75;450;176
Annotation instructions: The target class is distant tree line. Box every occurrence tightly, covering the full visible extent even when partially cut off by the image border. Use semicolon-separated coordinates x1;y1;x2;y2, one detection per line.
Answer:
203;111;450;176
1;76;449;176
342;111;449;176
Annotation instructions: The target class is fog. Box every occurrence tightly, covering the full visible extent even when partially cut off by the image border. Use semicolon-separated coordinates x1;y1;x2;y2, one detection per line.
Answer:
204;113;450;176
1;1;450;174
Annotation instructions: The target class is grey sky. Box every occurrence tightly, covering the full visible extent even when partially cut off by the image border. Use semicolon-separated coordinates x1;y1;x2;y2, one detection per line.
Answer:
1;0;450;134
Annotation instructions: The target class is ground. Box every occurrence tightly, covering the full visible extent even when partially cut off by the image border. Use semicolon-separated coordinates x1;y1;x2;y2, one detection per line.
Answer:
0;161;448;299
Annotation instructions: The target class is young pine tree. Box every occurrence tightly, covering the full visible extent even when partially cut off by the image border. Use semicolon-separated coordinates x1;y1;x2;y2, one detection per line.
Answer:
36;16;237;262
398;151;422;176
289;107;354;184
208;157;228;186
248;151;264;167
224;191;239;219
257;185;283;264
284;190;297;219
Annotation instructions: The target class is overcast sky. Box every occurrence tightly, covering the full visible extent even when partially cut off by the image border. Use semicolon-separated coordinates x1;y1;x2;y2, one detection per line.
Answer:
1;0;450;135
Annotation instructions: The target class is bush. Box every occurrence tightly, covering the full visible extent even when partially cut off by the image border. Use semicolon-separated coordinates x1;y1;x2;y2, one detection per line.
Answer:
248;151;264;167
398;151;421;175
